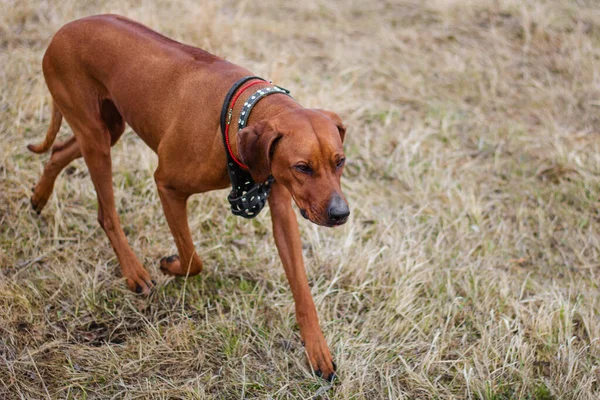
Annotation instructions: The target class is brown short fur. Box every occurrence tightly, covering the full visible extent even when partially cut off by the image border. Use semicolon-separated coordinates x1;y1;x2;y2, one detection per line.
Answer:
28;15;349;380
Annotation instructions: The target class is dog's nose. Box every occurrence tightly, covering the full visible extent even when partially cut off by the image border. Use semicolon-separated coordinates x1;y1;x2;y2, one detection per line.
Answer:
327;194;350;224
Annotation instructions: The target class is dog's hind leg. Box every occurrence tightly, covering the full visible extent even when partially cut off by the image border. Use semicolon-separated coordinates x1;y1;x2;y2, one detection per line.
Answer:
30;135;82;213
60;102;153;294
30;99;126;214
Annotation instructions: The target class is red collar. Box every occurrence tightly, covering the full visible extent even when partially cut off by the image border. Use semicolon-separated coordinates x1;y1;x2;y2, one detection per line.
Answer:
223;79;266;170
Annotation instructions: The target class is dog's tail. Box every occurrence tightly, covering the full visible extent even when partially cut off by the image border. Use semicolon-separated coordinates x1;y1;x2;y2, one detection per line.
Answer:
27;100;62;154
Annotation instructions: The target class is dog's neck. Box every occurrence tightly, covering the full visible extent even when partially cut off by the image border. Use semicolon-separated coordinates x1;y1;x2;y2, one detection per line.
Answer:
226;84;301;163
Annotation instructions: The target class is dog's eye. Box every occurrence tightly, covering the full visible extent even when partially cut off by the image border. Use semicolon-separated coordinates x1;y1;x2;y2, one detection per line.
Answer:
294;163;312;174
336;158;346;168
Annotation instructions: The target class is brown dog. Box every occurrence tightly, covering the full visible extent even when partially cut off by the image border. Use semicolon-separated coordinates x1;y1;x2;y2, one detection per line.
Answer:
28;15;348;380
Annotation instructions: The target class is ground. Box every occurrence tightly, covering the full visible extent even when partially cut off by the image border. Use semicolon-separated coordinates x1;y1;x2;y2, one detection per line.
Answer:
1;0;600;398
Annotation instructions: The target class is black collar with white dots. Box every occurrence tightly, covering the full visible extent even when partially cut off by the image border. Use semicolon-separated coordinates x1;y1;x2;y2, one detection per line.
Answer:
237;85;291;131
219;76;292;219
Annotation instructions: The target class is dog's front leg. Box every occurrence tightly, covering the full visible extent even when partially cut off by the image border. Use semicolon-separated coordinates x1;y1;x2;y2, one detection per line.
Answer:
268;182;336;381
154;170;203;277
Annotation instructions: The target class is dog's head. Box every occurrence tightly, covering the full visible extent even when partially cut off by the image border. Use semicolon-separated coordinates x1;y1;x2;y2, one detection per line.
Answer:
238;108;349;227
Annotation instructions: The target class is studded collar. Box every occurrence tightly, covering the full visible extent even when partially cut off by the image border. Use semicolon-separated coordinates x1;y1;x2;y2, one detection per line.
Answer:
236;85;291;134
219;76;291;218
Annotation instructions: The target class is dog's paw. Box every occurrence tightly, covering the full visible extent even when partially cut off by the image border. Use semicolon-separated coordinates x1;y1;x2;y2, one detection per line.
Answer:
315;362;337;382
124;266;154;295
159;255;180;275
159;254;203;276
30;190;48;215
303;333;337;381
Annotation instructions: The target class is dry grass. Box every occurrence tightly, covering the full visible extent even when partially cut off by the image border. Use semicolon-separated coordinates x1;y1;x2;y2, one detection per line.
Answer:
1;0;600;398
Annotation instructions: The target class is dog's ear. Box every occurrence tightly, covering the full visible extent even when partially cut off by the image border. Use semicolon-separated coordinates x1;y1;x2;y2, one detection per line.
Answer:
237;120;282;183
316;109;346;143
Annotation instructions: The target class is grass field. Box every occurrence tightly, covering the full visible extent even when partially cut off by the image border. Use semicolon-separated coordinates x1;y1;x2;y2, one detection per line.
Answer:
2;0;600;398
